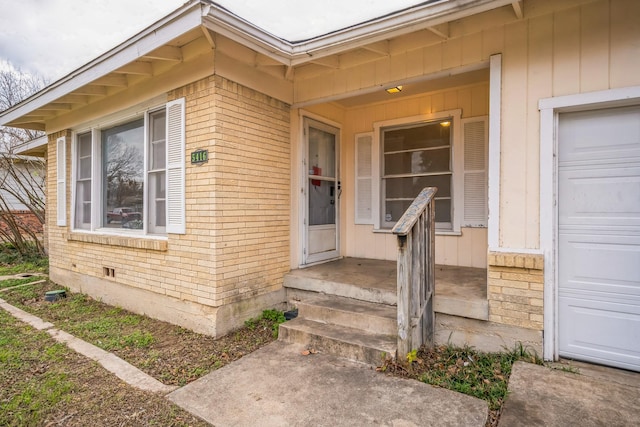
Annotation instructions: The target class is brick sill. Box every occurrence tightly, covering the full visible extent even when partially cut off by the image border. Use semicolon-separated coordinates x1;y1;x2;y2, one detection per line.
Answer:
66;232;168;251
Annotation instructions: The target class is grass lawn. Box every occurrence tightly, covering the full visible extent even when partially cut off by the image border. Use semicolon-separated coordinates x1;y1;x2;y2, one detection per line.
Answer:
0;309;209;427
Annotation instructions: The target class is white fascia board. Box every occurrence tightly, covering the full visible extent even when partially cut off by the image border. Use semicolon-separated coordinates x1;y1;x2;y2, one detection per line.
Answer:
14;135;48;156
287;0;514;65
202;0;514;67
202;5;293;66
0;1;203;127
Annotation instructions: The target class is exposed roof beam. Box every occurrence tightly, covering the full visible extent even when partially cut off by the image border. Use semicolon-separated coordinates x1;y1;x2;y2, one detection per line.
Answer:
362;40;390;56
309;55;340;69
285;66;294;80
11;122;46;131
255;54;283;67
113;62;153;76
47;103;73;110
11;116;47;124
511;1;523;19
92;75;128;87
71;85;108;96
57;94;89;105
143;45;183;61
36;104;72;111
427;23;449;40
201;25;216;48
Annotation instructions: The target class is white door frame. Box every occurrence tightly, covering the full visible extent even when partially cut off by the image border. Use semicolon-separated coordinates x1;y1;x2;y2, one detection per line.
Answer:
299;111;342;266
539;85;640;361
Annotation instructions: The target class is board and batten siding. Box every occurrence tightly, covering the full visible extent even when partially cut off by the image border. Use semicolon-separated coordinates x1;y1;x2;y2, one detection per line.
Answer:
294;0;640;253
499;0;640;249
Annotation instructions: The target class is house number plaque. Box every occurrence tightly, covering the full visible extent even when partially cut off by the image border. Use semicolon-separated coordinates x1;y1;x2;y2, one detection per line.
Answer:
191;149;208;164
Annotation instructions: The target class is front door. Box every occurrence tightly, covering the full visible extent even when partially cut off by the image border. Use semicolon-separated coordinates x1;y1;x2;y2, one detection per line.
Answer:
303;118;340;265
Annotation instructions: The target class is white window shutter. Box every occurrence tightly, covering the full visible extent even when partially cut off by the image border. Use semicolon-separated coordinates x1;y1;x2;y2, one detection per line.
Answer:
462;117;488;227
166;98;186;234
56;136;67;226
355;132;373;224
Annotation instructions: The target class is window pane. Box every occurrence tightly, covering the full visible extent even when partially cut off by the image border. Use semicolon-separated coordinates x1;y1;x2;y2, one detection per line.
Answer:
308;179;335;225
384;198;451;224
74;181;91;229
103;119;144;229
385;174;451;199
309;127;335;178
151;140;166;170
79;157;91;179
384;200;412;223
79;133;92;156
434;199;451;223
75;132;91;230
384;147;450;175
155;200;166;227
384;121;450;152
151;111;166;141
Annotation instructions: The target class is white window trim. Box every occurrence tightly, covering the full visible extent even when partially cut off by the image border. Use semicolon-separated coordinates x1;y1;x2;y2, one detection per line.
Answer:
372;109;463;232
69;95;186;238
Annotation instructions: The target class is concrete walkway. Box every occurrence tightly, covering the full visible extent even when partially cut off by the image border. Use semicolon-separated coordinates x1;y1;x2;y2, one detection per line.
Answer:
4;284;638;427
168;340;489;427
499;361;640;426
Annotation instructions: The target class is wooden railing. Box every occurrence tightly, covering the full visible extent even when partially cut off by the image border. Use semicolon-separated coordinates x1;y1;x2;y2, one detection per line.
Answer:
392;187;436;357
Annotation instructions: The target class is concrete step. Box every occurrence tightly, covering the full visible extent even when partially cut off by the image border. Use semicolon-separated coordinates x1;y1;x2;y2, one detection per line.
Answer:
296;295;396;336
283;271;396;305
279;318;396;366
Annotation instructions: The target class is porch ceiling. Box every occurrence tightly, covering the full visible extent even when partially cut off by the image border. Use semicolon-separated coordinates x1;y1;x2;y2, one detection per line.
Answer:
333;68;490;108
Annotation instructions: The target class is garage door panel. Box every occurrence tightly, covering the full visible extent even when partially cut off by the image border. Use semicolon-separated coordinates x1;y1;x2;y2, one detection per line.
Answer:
559;297;640;370
559;233;640;289
558;105;640;371
559;170;640;227
558;105;640;163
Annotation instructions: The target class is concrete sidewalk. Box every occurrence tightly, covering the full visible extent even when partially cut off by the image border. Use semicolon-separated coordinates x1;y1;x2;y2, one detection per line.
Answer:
499;361;640;426
168;340;489;427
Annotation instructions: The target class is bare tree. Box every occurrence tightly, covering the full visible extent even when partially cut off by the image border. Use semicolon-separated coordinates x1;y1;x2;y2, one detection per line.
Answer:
0;62;48;257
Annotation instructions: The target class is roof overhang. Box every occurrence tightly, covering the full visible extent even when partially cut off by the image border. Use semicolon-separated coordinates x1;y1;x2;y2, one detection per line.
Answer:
202;0;515;66
0;0;203;130
1;0;515;131
13;135;48;157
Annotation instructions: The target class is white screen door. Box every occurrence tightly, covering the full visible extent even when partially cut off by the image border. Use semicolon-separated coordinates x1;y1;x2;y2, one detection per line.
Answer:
304;118;340;264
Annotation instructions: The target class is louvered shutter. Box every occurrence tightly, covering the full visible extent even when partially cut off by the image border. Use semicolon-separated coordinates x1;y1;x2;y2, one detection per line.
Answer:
56;136;67;226
355;132;373;224
462;117;488;227
166;98;186;234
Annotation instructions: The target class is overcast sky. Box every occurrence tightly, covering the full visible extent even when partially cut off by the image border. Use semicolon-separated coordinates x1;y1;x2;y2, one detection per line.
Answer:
0;0;424;83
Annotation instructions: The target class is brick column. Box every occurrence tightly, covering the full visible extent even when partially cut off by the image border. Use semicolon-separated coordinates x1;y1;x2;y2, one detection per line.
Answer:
487;252;544;330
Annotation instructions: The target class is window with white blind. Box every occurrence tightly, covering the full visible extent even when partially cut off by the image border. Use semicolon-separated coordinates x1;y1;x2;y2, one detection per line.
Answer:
381;119;454;229
71;98;185;236
356;111;487;232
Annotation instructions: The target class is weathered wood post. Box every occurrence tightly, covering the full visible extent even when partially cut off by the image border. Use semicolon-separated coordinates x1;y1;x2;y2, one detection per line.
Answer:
392;187;436;358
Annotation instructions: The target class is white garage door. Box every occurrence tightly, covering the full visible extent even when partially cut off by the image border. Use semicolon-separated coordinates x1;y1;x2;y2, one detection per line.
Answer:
558;105;640;372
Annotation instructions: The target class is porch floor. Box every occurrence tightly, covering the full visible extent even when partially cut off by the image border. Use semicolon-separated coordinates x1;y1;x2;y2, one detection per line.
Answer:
285;257;488;321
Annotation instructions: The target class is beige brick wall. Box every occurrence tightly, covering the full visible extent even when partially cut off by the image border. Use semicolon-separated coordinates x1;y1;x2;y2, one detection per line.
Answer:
47;74;291;336
487;252;544;330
